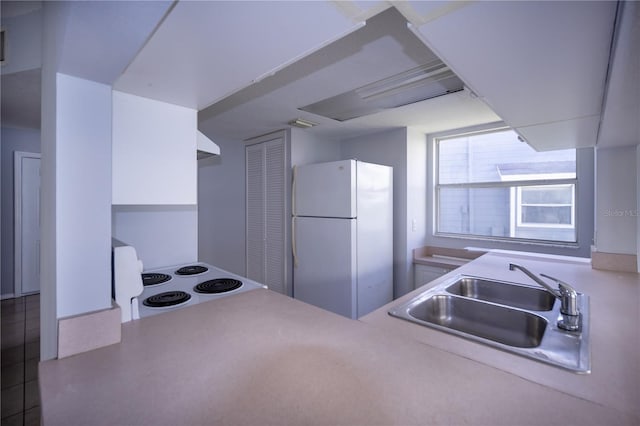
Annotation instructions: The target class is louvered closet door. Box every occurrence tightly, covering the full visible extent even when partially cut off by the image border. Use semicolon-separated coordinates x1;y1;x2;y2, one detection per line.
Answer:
264;138;286;294
245;137;286;294
246;144;265;283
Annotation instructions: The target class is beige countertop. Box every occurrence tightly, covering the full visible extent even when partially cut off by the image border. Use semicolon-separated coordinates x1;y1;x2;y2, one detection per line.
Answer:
412;246;485;268
40;252;639;425
363;251;640;421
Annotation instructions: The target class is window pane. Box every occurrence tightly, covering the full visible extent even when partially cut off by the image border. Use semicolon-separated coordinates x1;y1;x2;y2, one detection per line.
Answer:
521;206;572;225
438;129;576;184
438;187;511;237
438;186;576;242
521;185;573;205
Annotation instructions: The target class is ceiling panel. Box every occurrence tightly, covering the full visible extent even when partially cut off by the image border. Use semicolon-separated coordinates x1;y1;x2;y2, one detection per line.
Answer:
598;1;640;148
415;1;616;128
198;7;498;141
114;0;366;109
59;1;173;85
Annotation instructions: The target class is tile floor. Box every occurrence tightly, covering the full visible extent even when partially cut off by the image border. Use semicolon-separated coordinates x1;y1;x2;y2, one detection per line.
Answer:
1;294;41;426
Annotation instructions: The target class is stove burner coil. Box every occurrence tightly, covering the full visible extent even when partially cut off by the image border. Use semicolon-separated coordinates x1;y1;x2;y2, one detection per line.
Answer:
175;265;209;275
194;278;242;294
143;291;191;308
141;273;172;287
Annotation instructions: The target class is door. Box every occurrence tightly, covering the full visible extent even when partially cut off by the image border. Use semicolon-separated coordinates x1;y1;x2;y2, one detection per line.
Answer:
15;152;41;296
294;159;356;218
293;216;357;318
245;135;287;294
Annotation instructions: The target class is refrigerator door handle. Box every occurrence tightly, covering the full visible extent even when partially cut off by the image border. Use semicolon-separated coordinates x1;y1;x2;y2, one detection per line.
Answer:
292;216;298;268
292;165;298;268
292;165;297;217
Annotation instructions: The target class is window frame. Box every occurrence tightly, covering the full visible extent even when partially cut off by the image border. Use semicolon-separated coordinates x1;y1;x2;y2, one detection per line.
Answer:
432;124;579;246
515;184;576;229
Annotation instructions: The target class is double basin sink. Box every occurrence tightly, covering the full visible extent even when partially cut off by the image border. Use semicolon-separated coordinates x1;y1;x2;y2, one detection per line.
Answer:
388;275;590;373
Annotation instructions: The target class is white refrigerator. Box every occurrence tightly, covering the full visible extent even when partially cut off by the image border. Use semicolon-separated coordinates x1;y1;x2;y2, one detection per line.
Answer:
292;159;393;319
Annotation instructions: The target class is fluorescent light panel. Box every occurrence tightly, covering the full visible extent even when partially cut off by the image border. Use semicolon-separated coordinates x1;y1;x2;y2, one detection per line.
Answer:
299;60;464;122
288;118;317;128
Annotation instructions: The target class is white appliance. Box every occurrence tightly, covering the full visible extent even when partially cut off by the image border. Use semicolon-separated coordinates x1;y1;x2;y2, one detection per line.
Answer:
292;159;393;319
137;262;266;318
112;239;267;320
112;239;144;322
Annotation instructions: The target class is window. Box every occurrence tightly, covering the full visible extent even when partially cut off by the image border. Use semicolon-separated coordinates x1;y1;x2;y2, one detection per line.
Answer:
516;185;575;228
435;128;577;244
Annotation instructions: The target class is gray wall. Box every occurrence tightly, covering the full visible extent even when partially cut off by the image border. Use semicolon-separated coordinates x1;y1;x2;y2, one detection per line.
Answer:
197;127;422;300
341;128;410;298
197;123;599;306
290;128;340;166
197;136;247;276
1;126;41;297
406;128;428;291
595;145;638;256
197;129;342;281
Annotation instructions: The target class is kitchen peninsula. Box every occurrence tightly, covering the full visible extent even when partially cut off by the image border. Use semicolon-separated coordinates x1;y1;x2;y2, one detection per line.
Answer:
39;252;639;425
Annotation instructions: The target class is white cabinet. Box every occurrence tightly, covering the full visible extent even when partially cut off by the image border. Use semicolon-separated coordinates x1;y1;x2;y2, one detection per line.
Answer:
112;91;197;205
245;133;287;294
414;264;452;289
409;1;616;150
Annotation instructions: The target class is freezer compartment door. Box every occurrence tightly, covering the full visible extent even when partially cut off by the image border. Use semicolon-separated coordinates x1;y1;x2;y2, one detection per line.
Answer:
293;217;357;319
294;159;356;218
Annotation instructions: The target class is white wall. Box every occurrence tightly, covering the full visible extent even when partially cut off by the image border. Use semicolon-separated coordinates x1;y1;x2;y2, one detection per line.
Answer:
112;206;198;269
595;146;638;256
111;91;199;270
112;91;197;205
40;1;67;360
341;128;410;298
55;73;112;319
1;127;41;297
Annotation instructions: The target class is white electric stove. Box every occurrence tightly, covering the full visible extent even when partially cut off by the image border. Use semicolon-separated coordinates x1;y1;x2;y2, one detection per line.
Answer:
137;262;267;318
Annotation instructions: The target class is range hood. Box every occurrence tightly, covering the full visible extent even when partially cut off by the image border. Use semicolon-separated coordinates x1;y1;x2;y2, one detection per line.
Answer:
197;130;220;159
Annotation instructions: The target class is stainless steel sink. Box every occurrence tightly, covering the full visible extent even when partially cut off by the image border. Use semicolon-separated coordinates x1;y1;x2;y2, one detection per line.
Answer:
445;276;556;311
389;274;590;373
408;295;547;348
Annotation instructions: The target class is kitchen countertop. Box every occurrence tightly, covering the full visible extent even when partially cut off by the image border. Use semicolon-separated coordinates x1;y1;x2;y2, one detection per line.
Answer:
40;252;639;425
363;251;640;421
412;245;485;268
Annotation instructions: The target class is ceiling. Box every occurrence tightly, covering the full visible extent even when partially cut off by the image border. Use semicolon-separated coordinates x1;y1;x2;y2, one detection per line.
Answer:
4;1;636;147
1;0;172;129
598;0;640;148
107;2;499;142
196;7;498;141
0;1;500;141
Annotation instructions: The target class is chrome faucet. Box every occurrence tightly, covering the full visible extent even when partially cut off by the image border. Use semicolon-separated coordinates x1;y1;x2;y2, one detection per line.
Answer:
508;263;581;332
